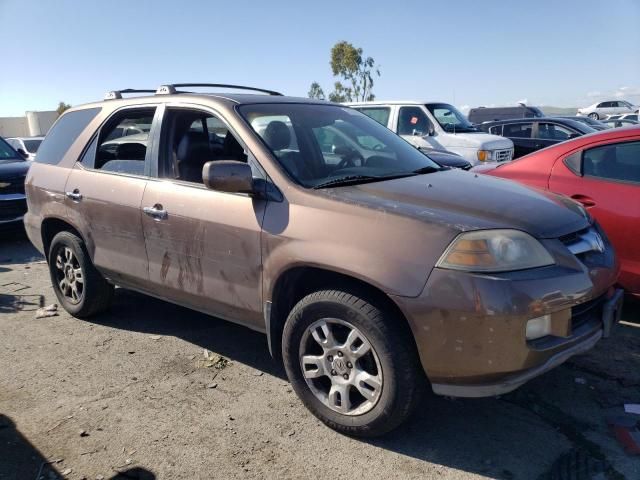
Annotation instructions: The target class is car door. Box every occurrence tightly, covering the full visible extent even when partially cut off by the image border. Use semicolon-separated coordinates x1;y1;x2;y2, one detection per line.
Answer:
549;139;640;293
502;122;536;158
141;106;266;329
63;105;159;289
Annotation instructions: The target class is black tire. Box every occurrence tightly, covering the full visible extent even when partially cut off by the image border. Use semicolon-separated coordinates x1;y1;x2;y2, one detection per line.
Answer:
282;289;423;437
48;231;114;318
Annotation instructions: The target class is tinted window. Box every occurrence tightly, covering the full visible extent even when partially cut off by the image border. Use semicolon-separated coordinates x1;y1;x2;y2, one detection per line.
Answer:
503;123;533;138
489;125;503;135
24;139;42;153
537;123;576;141
0;137;22;161
398;107;430;135
82;108;154;175
36;108;100;165
356;107;391;127
583;141;640;183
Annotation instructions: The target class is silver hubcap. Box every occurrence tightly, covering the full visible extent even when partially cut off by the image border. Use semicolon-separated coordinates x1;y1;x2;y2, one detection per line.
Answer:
299;318;383;416
54;247;83;304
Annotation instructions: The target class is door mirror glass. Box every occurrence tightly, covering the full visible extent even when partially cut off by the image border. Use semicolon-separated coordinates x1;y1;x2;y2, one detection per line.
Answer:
17;148;28;158
202;160;255;194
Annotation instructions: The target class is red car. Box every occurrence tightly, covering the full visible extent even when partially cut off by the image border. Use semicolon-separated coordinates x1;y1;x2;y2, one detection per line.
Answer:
475;126;640;297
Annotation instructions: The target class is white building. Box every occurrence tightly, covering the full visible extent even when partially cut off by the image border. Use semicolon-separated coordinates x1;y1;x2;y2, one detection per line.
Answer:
0;111;59;137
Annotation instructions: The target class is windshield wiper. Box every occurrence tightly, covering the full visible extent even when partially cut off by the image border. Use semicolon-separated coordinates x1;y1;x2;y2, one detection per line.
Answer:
412;165;443;174
313;173;416;189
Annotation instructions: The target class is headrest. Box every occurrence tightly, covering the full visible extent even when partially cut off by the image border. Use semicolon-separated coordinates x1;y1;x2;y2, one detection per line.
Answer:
263;121;291;151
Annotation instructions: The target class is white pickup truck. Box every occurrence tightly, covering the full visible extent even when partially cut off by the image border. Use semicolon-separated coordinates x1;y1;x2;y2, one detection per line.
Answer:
347;101;514;166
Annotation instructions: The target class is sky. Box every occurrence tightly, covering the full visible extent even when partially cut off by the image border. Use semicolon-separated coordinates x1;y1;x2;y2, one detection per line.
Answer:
1;0;639;117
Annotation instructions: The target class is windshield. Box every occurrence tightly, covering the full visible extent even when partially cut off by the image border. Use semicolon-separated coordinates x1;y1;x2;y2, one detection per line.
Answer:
239;104;441;188
0;137;22;161
425;103;479;133
24;139;42;153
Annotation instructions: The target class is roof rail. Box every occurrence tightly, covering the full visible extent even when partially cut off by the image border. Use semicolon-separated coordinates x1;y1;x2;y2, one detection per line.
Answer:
155;83;283;96
104;89;156;100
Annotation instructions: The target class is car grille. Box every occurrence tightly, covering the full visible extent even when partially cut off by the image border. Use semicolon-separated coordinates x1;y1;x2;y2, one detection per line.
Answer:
494;149;513;162
0;178;25;195
560;227;604;257
571;294;605;331
0;198;27;221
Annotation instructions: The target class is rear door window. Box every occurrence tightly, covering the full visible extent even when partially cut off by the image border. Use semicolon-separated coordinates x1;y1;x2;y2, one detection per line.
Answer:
583;141;640;184
81;108;155;176
35;108;101;165
503;123;533;138
354;107;391;127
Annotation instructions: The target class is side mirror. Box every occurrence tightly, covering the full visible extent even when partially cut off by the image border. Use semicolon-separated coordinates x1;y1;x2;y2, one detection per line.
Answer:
202;160;254;194
17;148;28;159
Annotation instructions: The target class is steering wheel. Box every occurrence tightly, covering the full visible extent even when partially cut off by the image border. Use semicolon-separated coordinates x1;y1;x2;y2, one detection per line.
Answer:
335;148;365;169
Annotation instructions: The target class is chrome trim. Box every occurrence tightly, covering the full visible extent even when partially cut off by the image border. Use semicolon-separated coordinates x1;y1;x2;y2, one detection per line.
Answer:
0;193;26;201
566;229;605;255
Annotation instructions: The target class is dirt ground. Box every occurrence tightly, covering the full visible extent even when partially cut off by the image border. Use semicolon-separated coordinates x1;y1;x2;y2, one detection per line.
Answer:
1;233;639;480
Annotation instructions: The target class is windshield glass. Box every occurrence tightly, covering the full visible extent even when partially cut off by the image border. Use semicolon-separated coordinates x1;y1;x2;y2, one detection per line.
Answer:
239;104;441;188
24;139;42;153
425;103;479;133
0;137;22;161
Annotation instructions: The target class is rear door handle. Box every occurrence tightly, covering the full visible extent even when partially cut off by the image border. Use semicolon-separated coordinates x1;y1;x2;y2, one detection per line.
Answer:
65;189;82;201
571;194;596;208
143;204;168;220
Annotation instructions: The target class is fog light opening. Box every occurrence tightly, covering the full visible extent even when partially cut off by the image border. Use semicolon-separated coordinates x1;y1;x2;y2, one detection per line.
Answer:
526;314;552;340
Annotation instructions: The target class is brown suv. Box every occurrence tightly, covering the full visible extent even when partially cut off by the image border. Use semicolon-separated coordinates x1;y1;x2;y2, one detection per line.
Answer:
24;84;623;436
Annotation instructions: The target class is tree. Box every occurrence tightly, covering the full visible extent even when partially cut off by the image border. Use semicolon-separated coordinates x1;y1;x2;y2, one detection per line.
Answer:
56;101;71;115
307;82;326;100
307;41;380;102
330;41;379;102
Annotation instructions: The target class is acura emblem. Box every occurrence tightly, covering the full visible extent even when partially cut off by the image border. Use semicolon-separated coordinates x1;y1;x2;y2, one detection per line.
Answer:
589;231;605;253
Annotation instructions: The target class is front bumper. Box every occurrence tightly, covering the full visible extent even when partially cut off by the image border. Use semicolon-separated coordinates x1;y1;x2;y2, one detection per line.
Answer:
0;193;27;225
392;234;620;397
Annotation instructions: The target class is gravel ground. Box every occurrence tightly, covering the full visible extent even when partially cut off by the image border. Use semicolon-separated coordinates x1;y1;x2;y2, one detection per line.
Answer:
1;233;639;480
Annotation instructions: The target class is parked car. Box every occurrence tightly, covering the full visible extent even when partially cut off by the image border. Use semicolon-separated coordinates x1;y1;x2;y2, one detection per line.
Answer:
468;105;545;124
602;119;639;129
613;113;639;122
558;116;608;131
577;100;636;120
474;126;640;297
347;101;514;165
0;136;30;228
24;84;622;436
6;136;44;160
478;117;596;158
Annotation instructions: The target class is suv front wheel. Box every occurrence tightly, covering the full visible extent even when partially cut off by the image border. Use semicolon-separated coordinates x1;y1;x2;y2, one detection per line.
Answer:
48;231;114;318
282;289;423;437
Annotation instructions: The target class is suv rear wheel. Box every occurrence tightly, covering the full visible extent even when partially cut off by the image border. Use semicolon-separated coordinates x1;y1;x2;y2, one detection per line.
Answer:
282;289;423;437
48;231;114;318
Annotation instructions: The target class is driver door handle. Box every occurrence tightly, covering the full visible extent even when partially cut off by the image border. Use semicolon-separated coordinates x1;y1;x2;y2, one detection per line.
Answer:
65;189;82;201
571;194;596;208
143;204;168;220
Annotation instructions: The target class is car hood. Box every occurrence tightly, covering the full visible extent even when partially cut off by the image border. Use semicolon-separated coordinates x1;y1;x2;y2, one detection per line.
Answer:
323;169;588;239
423;150;470;169
0;159;30;180
440;132;513;150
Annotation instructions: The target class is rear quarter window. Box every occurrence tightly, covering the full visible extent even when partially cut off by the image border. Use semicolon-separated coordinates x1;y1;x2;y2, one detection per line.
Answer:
35;108;101;165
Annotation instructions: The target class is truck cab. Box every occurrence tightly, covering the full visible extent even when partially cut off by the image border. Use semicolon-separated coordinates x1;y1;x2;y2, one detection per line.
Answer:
347;101;514;165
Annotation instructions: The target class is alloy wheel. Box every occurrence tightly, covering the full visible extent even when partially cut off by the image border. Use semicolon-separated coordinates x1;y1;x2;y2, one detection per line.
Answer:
299;318;383;416
54;247;84;304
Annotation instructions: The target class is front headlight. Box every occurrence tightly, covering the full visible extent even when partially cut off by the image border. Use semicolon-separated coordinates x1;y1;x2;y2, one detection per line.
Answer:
477;150;491;162
436;229;555;272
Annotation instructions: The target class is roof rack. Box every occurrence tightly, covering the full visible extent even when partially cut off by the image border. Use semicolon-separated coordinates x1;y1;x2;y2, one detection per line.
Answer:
104;89;156;100
155;83;283;96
